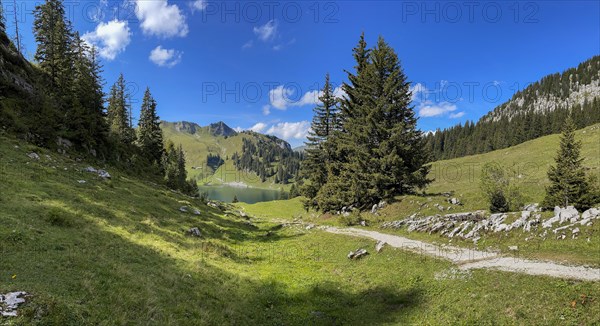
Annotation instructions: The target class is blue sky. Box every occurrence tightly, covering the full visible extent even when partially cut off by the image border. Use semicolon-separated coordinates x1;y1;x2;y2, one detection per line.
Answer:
5;0;600;147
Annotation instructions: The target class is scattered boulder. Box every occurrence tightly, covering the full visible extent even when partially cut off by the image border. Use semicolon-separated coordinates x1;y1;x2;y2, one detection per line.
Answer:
179;206;189;213
188;227;201;237
375;240;386;253
306;224;315;230
97;170;111;179
508;246;518;251
360;220;367;227
523;203;540;212
448;198;461;205
56;137;73;149
27;152;40;160
0;292;28;317
371;204;378;214
193;209;201;215
84;166;98;173
77;180;86;184
582;207;600;220
347;248;368;260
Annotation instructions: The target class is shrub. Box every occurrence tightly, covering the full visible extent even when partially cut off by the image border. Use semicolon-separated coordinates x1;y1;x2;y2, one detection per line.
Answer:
480;163;524;213
45;207;75;227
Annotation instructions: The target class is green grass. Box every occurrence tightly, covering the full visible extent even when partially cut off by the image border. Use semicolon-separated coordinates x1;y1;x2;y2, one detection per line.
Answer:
241;124;600;266
1;132;599;324
427;123;600;212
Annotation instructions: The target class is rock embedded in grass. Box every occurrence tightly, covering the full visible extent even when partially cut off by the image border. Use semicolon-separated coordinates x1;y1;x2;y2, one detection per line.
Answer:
188;227;201;237
347;248;368;259
0;292;28;317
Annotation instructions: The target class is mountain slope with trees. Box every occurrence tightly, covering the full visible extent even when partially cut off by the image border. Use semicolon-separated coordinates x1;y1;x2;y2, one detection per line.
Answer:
425;56;600;161
161;121;302;187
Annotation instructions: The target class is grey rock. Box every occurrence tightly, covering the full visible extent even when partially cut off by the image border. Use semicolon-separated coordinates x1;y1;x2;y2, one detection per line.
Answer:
508;246;518;251
0;291;28;317
77;180;86;184
193;209;201;215
97;170;111;179
347;248;368;260
449;197;461;205
84;166;98;173
188;227;201;237
27;152;40;160
523;203;540;212
555;206;579;224
375;241;386;253
306;224;315;230
371;204;378;214
582;207;600;220
179;206;189;213
56;137;73;148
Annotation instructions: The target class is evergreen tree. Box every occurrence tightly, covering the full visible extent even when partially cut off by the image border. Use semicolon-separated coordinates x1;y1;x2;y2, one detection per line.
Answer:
0;0;5;32
33;0;74;94
232;195;238;203
107;74;135;144
315;35;431;211
543;117;593;209
301;73;340;201
69;33;107;150
137;87;164;167
163;141;179;190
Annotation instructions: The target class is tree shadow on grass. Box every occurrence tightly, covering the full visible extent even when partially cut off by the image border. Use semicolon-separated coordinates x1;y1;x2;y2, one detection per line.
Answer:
2;204;424;325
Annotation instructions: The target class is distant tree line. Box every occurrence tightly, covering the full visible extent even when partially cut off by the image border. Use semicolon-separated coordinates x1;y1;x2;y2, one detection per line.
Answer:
0;0;197;196
300;34;431;212
425;56;600;161
231;135;302;184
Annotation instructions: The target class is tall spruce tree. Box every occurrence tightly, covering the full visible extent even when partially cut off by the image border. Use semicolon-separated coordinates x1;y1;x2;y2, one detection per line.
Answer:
68;33;107;150
107;74;135;144
0;0;5;32
137;87;164;167
33;0;74;93
314;35;431;211
301;73;339;201
543;116;593;209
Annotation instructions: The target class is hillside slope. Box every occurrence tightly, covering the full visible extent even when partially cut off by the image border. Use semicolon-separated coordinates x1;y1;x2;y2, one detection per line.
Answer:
1;132;599;324
427;123;600;210
161;121;300;189
426;56;600;160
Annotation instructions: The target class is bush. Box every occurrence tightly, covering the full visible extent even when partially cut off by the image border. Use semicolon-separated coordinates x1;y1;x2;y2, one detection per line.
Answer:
339;209;361;226
480;163;524;213
45;207;75;227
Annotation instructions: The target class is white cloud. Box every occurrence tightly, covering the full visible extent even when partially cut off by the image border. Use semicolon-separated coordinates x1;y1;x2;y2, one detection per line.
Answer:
82;20;131;61
191;0;207;12
266;121;311;141
418;101;458;118
268;86;346;110
149;46;183;67
449;111;466;119
269;85;295;110
242;40;253;49
410;83;428;102
135;0;188;38
249;122;268;133
262;105;271;115
253;20;277;42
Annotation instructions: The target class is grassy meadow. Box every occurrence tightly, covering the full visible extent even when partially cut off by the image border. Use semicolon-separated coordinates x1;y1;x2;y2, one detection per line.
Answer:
1;130;599;324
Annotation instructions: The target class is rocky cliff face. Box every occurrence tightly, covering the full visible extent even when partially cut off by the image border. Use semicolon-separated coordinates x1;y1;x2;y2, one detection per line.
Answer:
208;121;237;137
482;56;600;123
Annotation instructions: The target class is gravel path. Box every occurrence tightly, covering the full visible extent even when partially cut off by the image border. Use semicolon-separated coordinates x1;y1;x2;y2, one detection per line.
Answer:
325;227;600;281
